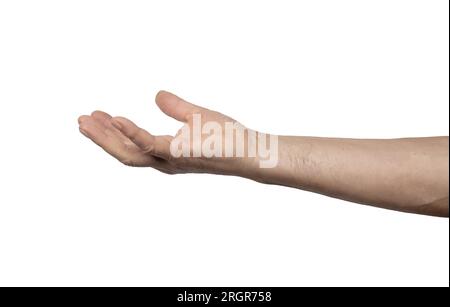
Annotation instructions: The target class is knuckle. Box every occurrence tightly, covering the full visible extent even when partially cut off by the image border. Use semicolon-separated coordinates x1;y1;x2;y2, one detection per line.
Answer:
141;143;154;154
128;127;142;142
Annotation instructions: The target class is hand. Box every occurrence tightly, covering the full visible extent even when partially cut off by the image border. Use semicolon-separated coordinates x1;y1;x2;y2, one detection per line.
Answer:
78;90;262;176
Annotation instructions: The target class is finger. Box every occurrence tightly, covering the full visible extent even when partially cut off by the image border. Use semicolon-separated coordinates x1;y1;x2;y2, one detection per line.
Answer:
155;90;207;122
91;110;112;124
91;110;129;141
78;115;155;166
78;115;107;139
111;116;172;160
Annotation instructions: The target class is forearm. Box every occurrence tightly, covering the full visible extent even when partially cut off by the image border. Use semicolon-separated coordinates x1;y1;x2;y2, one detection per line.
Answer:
250;136;449;217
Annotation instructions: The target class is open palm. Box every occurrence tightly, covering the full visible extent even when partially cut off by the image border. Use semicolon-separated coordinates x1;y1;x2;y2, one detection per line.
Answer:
78;90;249;175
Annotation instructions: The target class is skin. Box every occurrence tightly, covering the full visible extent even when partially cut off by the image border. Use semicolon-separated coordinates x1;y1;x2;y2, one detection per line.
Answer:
78;90;449;217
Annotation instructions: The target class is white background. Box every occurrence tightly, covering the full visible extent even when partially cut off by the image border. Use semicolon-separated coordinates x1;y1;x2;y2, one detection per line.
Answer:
0;0;448;286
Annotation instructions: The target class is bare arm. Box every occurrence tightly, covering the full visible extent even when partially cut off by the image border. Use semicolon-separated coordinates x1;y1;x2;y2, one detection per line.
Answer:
78;91;449;217
254;136;449;217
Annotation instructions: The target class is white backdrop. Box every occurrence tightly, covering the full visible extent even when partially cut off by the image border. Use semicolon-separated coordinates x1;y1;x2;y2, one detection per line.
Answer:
0;0;448;286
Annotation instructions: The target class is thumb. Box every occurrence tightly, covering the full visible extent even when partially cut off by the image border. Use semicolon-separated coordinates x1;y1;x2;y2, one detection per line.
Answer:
155;90;208;122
